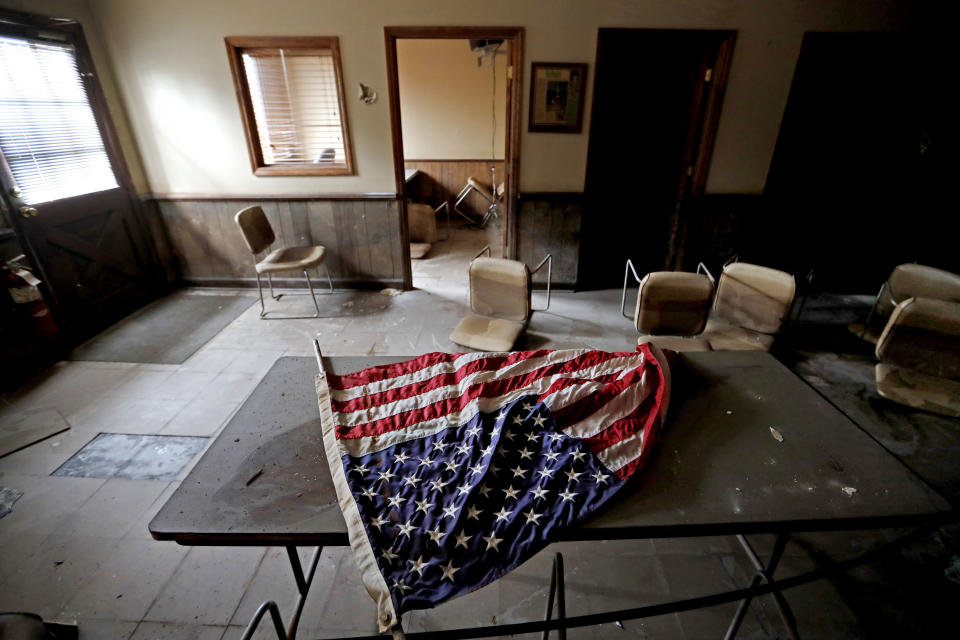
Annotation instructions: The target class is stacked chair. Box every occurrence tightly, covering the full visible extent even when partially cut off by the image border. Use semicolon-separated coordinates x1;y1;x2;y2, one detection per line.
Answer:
623;258;796;352
450;247;551;352
859;263;960;342
874;296;960;417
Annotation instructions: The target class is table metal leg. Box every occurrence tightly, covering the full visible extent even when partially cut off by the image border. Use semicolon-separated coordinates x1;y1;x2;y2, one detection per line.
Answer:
725;533;800;640
286;545;323;640
541;553;567;640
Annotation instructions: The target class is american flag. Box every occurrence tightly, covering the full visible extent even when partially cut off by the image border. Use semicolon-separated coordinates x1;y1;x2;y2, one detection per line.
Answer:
316;346;671;631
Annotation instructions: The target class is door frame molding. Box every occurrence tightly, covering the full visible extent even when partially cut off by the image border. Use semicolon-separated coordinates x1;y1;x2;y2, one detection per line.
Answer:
384;26;524;288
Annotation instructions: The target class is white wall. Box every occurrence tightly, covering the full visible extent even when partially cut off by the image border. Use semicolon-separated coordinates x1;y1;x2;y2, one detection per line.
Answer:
398;39;506;160
84;0;916;195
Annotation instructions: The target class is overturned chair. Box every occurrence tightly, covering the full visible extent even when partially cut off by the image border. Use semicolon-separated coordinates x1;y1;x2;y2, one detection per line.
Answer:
450;247;551;352
234;205;334;319
621;260;715;352
875;297;960;417
454;177;502;228
407;201;451;259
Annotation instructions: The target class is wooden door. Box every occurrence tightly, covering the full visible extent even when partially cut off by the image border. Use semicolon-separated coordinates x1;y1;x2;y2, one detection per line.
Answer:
579;29;735;288
0;13;161;339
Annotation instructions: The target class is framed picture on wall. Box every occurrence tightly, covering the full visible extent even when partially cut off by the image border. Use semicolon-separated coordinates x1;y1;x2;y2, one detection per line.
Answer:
528;62;588;133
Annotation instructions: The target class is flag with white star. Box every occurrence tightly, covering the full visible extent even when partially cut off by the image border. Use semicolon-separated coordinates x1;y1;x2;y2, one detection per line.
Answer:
316;346;671;631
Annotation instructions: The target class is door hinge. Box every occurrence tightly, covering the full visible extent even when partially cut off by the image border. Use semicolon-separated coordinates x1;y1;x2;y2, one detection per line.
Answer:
704;68;713;82
507;65;514;80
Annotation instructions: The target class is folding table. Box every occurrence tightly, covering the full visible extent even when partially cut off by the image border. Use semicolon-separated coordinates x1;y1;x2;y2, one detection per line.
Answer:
149;351;953;640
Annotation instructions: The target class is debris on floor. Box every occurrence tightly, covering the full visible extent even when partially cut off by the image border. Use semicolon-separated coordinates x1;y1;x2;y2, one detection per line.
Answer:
841;486;858;497
0;486;24;519
380;288;402;297
769;426;784;442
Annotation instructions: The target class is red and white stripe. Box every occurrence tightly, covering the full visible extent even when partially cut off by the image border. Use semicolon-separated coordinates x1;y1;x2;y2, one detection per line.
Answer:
325;345;670;480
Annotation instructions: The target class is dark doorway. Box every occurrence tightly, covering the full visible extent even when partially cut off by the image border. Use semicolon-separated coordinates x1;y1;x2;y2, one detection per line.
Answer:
764;33;956;292
0;11;162;341
579;28;735;289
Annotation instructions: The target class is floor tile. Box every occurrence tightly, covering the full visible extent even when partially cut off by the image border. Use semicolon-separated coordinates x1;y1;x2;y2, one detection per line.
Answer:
54;434;208;481
145;546;267;625
0;535;117;619
161;397;241;437
129;622;227;640
58;478;170;538
59;537;189;621
76;619;139;640
0;473;105;535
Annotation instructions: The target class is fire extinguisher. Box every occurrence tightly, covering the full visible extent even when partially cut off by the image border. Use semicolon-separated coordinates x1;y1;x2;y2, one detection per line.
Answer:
3;255;58;338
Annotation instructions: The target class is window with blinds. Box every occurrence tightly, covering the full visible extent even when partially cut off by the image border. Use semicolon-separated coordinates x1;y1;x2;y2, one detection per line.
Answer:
0;35;118;205
226;37;353;176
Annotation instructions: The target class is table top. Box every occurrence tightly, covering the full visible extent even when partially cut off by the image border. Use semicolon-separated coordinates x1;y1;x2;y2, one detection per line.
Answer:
149;352;952;546
404;168;420;183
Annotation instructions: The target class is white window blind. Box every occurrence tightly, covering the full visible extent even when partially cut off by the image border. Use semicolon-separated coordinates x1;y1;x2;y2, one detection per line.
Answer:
242;48;347;166
0;35;118;205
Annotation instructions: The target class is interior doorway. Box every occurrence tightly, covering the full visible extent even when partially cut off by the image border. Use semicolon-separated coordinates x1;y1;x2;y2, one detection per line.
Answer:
579;28;735;289
385;27;523;292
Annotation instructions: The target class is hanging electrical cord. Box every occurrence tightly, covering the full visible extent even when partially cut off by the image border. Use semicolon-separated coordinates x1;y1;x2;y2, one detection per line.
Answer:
491;46;497;196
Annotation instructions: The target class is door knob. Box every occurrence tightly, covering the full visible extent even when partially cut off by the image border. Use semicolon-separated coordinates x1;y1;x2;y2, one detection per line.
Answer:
19;206;38;218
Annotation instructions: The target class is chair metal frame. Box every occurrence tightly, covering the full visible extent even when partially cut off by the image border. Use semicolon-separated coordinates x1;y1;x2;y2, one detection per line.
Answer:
454;180;500;228
252;242;335;320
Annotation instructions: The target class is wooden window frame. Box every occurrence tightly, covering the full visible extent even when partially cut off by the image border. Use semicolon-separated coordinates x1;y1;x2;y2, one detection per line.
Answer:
225;36;354;177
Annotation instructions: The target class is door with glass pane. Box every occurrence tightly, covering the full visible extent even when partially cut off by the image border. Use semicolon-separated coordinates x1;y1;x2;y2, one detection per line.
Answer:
0;16;159;337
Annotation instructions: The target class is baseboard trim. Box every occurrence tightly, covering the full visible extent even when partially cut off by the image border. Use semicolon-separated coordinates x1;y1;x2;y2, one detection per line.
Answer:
181;276;405;290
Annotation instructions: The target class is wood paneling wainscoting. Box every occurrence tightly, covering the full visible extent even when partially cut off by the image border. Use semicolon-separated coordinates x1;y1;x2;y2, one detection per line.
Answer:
146;194;405;289
517;193;581;288
404;159;504;217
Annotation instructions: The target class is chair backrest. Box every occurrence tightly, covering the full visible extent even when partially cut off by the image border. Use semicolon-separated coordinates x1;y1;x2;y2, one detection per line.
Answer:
713;262;795;334
469;257;530;322
235;205;275;255
876;297;960;380
635;271;713;336
886;264;960;306
407;203;438;244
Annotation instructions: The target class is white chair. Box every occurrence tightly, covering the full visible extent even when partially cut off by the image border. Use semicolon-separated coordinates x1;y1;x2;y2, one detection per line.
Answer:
621;260;715;352
234;205;334;319
454;177;502;227
700;261;795;351
450;247;551;352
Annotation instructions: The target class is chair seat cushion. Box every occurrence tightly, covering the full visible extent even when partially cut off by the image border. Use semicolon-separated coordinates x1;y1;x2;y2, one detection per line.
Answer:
256;246;326;274
638;335;712;352
701;317;775;351
409;242;432;259
450;315;525;352
876;363;960;418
